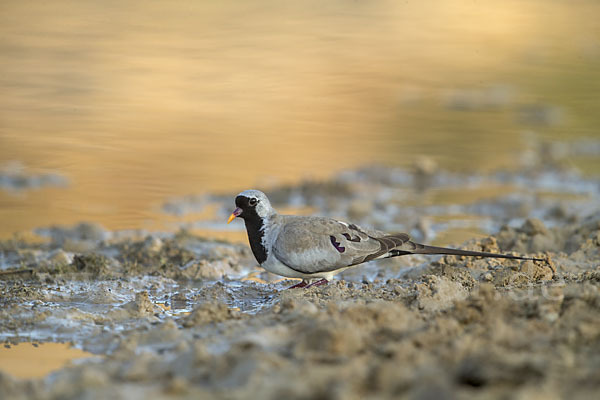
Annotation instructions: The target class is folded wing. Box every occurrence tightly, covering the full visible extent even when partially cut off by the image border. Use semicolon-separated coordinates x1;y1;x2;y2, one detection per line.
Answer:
272;216;416;274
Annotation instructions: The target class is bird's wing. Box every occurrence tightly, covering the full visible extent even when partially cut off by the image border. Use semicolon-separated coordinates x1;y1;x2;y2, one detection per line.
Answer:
272;216;415;274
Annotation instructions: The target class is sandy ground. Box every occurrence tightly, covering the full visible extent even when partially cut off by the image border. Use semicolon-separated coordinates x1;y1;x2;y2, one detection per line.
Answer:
1;150;599;399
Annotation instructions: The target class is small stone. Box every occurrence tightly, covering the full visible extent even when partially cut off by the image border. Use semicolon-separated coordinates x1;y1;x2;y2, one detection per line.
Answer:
521;218;549;236
143;236;163;252
480;237;499;252
521;261;536;278
48;249;72;265
394;285;405;295
165;377;188;395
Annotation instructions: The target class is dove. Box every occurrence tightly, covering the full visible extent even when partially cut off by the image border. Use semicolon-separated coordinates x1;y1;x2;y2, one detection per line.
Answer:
228;190;545;288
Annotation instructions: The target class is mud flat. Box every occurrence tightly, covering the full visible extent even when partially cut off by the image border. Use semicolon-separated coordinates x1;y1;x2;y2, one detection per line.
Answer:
1;151;600;399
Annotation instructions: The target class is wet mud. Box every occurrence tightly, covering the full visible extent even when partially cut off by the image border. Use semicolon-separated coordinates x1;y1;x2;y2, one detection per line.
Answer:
1;145;600;399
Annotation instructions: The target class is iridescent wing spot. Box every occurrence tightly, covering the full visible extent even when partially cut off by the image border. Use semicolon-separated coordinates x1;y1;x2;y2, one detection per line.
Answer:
330;235;346;253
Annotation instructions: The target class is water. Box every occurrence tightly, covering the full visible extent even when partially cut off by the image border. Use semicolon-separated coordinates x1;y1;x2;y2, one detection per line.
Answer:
0;342;95;379
1;0;599;237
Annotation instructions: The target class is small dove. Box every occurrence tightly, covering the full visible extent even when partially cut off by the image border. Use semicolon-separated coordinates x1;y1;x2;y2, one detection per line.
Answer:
228;190;545;288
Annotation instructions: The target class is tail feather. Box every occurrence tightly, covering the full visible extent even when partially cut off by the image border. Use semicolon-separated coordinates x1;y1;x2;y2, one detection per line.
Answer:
393;242;546;263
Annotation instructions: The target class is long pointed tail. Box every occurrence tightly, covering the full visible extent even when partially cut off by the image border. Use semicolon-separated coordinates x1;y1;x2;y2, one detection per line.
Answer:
405;243;546;263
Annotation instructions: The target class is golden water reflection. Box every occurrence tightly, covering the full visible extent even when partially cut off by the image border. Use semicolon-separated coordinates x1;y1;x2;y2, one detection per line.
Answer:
0;342;94;379
0;0;598;236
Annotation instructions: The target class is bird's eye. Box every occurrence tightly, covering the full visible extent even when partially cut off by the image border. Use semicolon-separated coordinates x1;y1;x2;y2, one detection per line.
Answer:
249;198;258;206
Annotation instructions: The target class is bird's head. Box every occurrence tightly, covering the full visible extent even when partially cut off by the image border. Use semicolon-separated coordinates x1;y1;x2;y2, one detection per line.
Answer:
227;190;274;224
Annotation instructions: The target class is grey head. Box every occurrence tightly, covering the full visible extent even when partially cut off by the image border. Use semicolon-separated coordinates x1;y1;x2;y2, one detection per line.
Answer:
235;190;275;219
227;189;276;224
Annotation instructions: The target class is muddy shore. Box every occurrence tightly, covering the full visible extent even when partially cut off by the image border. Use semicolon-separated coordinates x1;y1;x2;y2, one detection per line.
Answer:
1;156;599;399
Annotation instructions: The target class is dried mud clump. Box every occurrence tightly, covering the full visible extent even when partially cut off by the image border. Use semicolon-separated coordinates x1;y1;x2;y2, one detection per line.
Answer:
113;234;251;280
72;254;111;277
183;302;243;327
119;291;161;318
0;229;251;282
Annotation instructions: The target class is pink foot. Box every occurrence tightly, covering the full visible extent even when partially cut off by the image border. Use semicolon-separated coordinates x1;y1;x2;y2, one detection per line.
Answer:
305;278;329;288
287;280;309;289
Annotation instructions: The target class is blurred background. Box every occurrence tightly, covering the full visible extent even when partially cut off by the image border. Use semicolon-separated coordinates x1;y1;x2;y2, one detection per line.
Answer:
1;0;599;237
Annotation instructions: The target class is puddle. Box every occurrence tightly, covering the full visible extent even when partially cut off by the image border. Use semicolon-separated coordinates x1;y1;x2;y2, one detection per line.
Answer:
0;342;95;379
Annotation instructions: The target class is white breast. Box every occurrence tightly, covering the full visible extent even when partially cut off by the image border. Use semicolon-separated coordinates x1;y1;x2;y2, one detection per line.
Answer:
259;219;302;278
258;216;341;281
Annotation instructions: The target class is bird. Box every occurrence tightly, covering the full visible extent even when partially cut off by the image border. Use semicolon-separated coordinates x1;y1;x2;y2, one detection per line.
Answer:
227;190;546;288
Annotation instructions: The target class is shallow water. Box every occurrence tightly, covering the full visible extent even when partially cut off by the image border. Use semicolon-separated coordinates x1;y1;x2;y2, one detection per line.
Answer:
1;0;599;237
0;343;94;379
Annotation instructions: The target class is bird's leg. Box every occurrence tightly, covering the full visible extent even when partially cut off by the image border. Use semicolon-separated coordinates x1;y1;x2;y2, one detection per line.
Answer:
287;280;309;289
305;278;329;288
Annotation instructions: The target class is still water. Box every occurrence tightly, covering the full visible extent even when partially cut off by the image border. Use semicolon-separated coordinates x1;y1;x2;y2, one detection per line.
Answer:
0;342;94;379
1;0;599;236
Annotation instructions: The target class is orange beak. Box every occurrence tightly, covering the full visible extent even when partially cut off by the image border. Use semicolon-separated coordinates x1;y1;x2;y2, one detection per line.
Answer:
227;207;242;224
